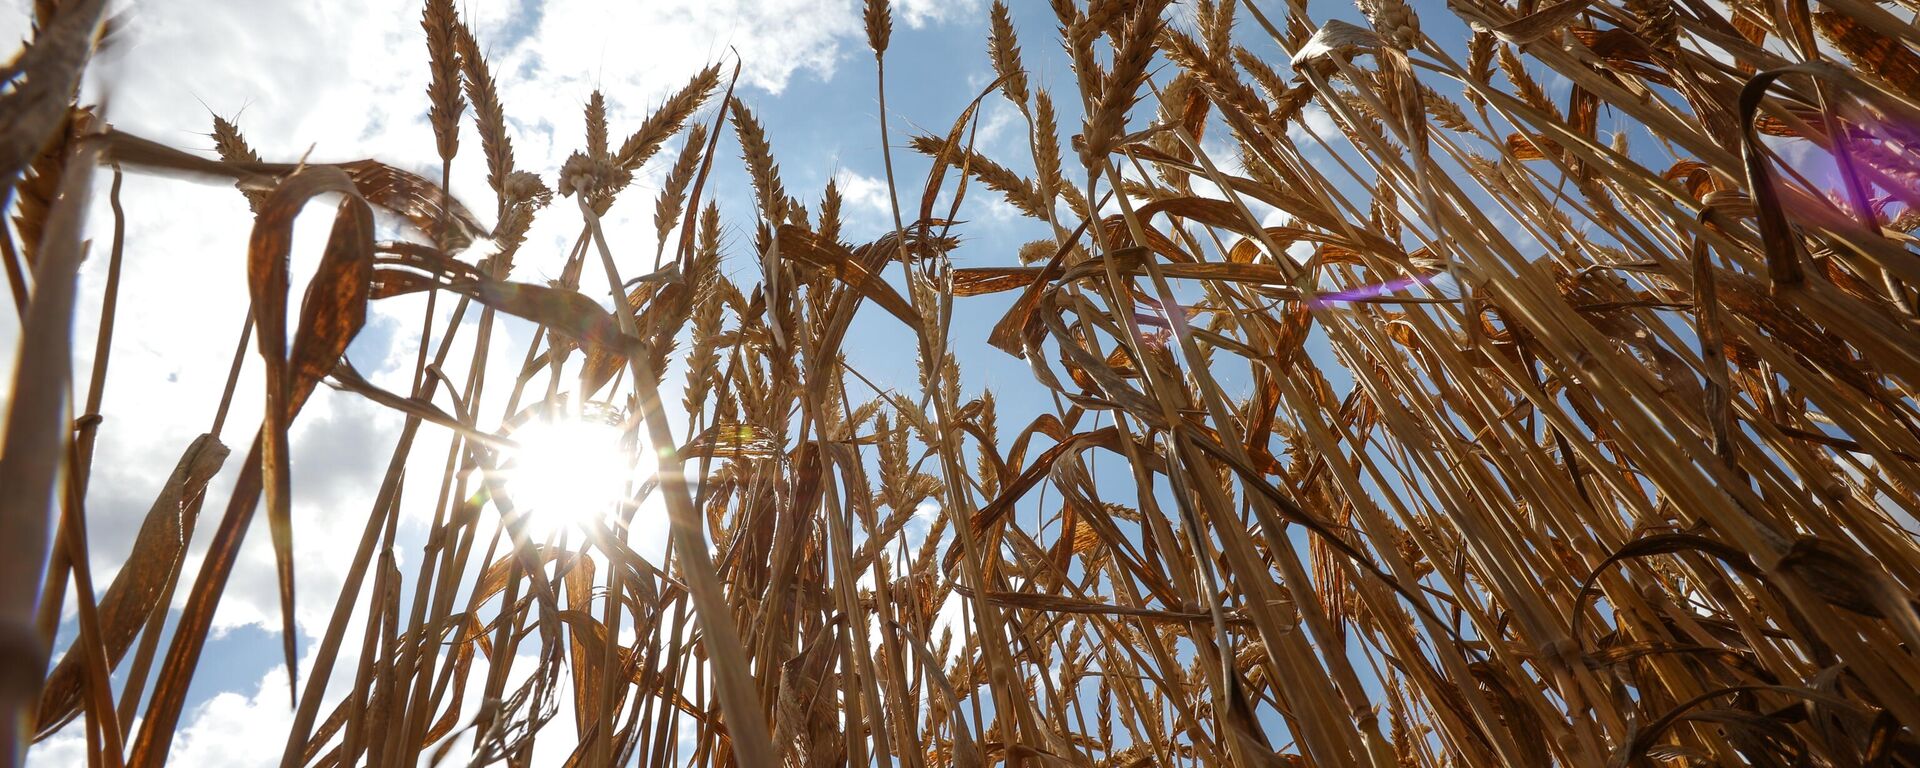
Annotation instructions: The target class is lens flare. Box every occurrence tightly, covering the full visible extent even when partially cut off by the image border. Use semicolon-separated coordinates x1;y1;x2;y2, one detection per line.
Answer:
500;405;648;537
1309;274;1433;308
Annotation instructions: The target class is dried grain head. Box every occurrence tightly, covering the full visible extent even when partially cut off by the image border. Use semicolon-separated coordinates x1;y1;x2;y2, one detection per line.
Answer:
987;1;1029;109
728;97;788;226
421;0;464;162
615;64;721;172
1356;0;1419;51
864;0;891;56
557;151;630;215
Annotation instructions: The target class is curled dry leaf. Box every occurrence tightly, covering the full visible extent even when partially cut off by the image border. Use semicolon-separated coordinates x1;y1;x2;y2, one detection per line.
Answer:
34;435;228;738
247;165;378;698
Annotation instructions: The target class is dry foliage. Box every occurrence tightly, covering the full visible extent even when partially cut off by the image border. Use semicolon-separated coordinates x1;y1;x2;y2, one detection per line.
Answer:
8;0;1920;765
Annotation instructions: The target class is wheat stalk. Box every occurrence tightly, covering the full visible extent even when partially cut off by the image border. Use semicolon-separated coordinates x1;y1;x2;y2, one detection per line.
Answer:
12;2;1920;766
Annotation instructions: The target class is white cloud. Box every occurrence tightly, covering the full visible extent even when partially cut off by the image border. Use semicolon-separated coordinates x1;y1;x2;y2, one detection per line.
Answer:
832;167;891;218
15;0;914;628
1288;103;1338;144
164;669;298;768
1260;206;1288;228
970;94;1023;151
14;0;977;758
893;0;983;29
506;0;859;98
32;609;372;766
25;728;88;767
979;194;1022;223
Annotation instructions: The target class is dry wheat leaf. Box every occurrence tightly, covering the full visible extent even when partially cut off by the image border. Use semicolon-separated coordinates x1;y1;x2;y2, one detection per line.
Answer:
34;435;228;738
776;224;922;327
245;165;377;699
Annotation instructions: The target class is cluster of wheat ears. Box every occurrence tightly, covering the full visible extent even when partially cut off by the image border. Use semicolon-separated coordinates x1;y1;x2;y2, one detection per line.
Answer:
6;0;1920;764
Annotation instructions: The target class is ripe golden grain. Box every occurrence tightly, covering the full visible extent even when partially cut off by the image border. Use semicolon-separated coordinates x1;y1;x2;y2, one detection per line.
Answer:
8;1;1920;766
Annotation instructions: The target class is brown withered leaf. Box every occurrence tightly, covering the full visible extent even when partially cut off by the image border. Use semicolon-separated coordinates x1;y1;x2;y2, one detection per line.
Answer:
369;267;444;300
463;279;643;358
1570;27;1655;64
1569;533;1761;639
290;211;376;411
552;611;706;719
1469;662;1554;767
34;435;228;738
958;258;1299;298
418;617;488;746
915;80;998;229
92;129;485;251
246;165;376;699
375;240;486;281
563;555;601;740
1103;328;1174;378
473;547;575;605
1179;428;1447;633
1663;160;1717;200
1506;132;1561;161
1737;70;1808;287
623;275;692;392
776;224;922;327
326;360;506;449
956;586;1210;622
579;280;677;396
944;426;1166;572
1491;1;1591;44
953;267;1046;297
338;159;487;250
1779;537;1920;626
985;199;1112;357
679;422;781;460
1692;231;1734;465
1060;256;1297;289
1752;116;1799;137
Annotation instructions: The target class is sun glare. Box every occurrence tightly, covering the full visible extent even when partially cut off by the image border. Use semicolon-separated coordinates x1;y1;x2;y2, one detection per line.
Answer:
500;405;651;537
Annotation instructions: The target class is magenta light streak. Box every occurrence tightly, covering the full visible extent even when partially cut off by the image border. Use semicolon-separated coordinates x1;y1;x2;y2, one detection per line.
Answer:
1309;273;1432;308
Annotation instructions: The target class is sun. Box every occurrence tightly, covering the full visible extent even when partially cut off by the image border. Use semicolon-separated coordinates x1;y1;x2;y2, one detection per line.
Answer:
499;402;653;538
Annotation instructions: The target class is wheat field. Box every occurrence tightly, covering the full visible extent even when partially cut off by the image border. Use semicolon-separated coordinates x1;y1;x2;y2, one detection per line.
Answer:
7;0;1920;765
